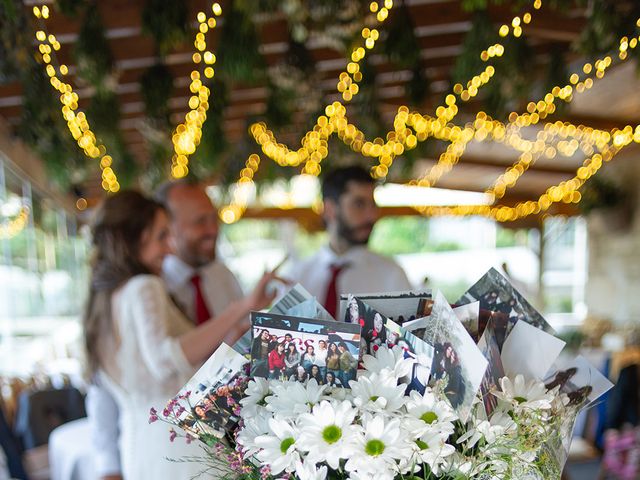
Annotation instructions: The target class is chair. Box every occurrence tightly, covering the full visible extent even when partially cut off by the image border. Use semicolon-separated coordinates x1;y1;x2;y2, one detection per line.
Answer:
14;387;86;450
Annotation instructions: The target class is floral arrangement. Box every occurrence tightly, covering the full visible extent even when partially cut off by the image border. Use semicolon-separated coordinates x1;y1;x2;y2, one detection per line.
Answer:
153;344;585;480
153;275;612;480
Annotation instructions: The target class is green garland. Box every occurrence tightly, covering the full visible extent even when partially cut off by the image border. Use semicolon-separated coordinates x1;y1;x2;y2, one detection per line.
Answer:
141;0;189;56
74;4;114;92
217;2;265;84
140;63;174;128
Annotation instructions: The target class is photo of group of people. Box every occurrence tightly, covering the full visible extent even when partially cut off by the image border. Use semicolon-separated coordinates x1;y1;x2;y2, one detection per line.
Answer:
455;268;555;349
250;312;361;387
174;343;249;438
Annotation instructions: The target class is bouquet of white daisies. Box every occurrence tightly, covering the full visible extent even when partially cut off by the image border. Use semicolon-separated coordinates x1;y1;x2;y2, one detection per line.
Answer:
229;346;571;480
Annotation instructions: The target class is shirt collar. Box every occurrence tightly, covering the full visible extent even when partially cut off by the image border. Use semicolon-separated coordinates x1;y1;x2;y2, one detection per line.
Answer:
162;255;198;290
318;244;369;266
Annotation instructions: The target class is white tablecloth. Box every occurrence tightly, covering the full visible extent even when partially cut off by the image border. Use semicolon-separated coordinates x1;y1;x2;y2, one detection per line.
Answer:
49;419;95;480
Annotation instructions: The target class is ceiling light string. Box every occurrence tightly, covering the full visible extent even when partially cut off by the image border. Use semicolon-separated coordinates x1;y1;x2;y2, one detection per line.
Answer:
32;4;121;193
170;3;223;179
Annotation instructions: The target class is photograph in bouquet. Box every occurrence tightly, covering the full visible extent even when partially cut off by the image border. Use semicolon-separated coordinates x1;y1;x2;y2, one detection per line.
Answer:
453;302;480;341
250;312;361;386
173;343;249;438
384;318;434;395
339;289;431;325
271;283;334;321
344;295;388;356
456;267;554;345
501;320;565;381
423;292;488;421
544;354;614;409
476;318;506;416
537;353;615;475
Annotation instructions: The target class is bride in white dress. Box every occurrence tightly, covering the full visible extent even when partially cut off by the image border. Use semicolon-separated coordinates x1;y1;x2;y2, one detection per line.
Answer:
83;191;278;479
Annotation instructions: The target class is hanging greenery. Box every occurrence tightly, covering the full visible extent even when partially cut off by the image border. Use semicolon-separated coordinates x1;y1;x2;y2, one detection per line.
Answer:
452;11;495;85
18;62;86;187
74;4;114;91
191;78;229;177
0;0;30;82
140;63;174;128
543;45;568;114
141;0;189;56
54;0;87;18
381;1;428;106
382;3;421;69
352;57;384;139
576;0;620;57
217;3;266;84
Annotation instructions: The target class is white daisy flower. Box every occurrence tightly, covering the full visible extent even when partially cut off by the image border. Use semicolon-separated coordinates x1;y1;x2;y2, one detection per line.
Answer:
457;409;516;449
410;429;456;475
345;414;413;479
266;379;328;419
254;418;300;474
350;372;406;413
494;375;554;410
404;389;457;438
294;459;328;480
239;377;270;417
297;400;358;469
236;408;271;457
361;344;415;379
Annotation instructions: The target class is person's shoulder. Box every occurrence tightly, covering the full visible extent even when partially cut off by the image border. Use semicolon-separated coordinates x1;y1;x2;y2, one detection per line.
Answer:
361;249;404;270
121;274;165;295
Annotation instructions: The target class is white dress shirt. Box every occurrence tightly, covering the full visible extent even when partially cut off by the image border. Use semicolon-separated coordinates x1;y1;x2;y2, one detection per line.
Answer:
287;245;412;318
162;255;245;322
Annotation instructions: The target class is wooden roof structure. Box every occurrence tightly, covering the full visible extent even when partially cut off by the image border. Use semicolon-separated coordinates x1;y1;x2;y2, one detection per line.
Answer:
1;0;639;224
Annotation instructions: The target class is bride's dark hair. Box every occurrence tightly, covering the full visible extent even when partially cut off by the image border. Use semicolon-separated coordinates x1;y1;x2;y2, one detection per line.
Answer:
83;190;165;378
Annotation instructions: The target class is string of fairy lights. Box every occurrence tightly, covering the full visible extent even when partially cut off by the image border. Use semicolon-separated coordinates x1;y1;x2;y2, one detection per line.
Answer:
170;3;223;179
222;0;640;223
27;0;640;224
31;3;223;190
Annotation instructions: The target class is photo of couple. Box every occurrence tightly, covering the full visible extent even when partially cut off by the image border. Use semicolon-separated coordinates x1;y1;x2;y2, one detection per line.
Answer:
250;312;361;387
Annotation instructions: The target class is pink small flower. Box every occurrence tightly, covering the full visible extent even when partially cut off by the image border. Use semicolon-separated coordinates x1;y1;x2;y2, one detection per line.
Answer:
185;433;194;444
260;465;271;480
169;428;177;442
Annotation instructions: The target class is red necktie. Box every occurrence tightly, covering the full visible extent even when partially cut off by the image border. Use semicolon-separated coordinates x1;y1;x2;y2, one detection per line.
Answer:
190;274;211;325
323;264;345;319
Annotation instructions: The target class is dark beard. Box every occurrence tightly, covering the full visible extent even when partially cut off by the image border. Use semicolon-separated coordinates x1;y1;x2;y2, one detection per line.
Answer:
336;212;373;246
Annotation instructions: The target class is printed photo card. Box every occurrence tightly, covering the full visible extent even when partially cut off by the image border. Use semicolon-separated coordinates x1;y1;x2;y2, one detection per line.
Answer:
422;291;488;422
339;290;432;325
250;312;361;388
173;343;249;440
455;268;554;348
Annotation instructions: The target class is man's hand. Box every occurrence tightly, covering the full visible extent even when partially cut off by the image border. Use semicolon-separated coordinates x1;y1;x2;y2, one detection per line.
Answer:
246;269;287;311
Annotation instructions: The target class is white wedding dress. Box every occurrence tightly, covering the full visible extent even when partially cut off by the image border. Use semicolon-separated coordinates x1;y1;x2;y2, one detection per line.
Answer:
99;274;213;479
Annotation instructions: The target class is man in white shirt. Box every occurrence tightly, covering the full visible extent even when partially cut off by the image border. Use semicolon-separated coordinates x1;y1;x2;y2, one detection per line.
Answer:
87;179;267;479
287;166;412;319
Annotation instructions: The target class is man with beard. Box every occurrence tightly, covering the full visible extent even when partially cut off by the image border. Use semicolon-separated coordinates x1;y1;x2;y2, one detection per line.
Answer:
86;179;280;479
287;166;411;318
